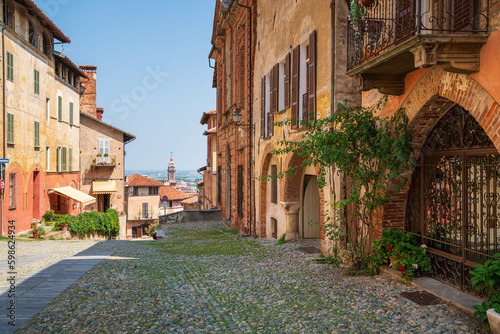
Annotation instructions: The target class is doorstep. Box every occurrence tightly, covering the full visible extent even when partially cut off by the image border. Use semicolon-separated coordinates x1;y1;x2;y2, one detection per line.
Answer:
380;265;483;314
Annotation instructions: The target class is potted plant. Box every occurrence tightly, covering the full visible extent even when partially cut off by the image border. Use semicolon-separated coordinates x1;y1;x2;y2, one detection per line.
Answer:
111;158;116;164
32;226;46;239
470;253;500;332
96;153;102;157
373;228;432;283
103;153;109;157
31;220;38;229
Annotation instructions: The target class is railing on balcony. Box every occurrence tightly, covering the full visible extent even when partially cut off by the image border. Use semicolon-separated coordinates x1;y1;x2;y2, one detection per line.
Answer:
347;0;489;71
92;155;117;167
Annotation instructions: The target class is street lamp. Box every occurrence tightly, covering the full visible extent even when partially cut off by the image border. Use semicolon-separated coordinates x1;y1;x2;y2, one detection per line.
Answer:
232;107;254;131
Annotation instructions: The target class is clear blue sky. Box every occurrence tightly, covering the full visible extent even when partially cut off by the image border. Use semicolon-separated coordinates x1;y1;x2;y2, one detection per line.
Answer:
38;0;216;171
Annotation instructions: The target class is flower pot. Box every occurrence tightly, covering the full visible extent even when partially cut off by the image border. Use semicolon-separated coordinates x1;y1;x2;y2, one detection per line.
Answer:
31;223;37;228
488;308;500;334
60;224;68;231
32;231;40;239
390;257;396;268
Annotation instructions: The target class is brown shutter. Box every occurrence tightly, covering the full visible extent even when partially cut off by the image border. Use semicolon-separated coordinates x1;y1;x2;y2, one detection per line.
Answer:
261;76;266;138
308;31;317;120
284;53;291;109
453;0;474;31
273;63;279;114
291;46;300;129
268;69;273;138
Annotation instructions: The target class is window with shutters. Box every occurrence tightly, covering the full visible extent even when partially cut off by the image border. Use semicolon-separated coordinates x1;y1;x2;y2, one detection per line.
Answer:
7;113;14;145
56;147;61;172
278;54;290;112
58;96;62;122
237;165;243;217
6;52;13;82
34;69;39;95
9;173;16;209
99;139;110;164
133;187;139;196
149;187;158;195
217;166;222;204
34;121;40;148
292;31;316;129
271;165;278;204
69;102;74;126
68;148;72;172
142;203;148;218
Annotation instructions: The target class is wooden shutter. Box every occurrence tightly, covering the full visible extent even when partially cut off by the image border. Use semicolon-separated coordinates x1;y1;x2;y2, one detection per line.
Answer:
62;147;67;171
68;148;72;172
453;0;474;31
291;46;300;129
34;121;39;147
284;53;291;109
260;76;266;138
58;96;62;122
7;52;13;82
308;31;317;120
34;69;39;94
272;64;279;114
69;102;73;126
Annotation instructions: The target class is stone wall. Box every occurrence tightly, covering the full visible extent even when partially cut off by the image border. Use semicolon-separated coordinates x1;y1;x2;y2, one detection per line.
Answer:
159;209;223;226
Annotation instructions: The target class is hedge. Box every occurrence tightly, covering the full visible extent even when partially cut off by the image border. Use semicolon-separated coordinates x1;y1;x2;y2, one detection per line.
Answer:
43;209;119;237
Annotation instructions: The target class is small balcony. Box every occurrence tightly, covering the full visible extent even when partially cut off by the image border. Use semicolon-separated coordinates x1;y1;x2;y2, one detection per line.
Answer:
346;0;489;95
92;155;117;167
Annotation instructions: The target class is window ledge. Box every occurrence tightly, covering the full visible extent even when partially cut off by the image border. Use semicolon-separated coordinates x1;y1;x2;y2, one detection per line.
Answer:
9;206;16;211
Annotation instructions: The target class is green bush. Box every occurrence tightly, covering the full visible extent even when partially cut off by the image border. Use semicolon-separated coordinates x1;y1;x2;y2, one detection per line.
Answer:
471;253;500;330
67;209;119;237
42;210;55;222
275;233;286;245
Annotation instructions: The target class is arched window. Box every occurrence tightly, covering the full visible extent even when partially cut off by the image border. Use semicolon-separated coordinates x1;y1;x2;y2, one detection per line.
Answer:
43;33;51;58
28;21;36;46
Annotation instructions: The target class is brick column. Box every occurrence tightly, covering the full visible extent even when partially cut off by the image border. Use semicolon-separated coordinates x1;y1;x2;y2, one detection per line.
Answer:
281;201;300;240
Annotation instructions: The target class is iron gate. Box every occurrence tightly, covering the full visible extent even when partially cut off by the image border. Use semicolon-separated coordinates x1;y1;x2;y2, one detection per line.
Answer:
405;105;500;295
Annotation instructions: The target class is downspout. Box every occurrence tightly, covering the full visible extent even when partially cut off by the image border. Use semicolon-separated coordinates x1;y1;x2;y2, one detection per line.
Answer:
330;0;337;239
1;24;5;237
235;0;254;236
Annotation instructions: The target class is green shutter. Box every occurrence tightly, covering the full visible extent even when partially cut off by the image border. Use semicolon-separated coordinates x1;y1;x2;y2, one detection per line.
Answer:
34;121;39;147
7;113;13;144
69;102;73;125
68;148;72;171
62;147;67;171
34;69;39;95
57;147;60;171
6;52;13;82
58;96;62;122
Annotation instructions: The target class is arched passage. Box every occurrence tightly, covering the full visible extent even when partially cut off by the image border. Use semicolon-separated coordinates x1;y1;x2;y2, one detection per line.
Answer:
258;143;276;238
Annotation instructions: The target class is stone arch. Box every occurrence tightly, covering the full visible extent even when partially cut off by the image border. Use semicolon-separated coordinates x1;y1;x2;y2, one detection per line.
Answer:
258;142;277;237
282;151;306;203
381;66;500;232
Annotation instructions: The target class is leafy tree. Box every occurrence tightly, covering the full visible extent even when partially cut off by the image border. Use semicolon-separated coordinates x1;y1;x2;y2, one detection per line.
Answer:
274;97;414;268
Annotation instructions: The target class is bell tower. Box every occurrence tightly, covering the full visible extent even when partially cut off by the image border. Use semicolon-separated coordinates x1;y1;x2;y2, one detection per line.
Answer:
168;153;176;183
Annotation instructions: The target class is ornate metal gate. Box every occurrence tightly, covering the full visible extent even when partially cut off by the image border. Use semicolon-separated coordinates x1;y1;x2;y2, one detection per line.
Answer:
405;105;500;295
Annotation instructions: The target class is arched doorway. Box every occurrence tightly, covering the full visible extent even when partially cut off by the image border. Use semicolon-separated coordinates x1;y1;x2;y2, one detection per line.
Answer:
405;104;499;294
302;175;321;239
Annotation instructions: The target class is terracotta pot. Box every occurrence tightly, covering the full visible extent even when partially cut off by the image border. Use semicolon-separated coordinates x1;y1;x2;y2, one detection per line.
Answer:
390;257;396;268
60;224;68;231
32;231;40;239
488;308;500;334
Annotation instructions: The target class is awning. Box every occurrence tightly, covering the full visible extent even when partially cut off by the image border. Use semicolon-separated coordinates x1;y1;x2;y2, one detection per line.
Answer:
50;187;96;205
92;180;117;194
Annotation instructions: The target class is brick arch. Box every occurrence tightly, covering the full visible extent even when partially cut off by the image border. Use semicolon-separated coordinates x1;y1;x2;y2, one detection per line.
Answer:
258;142;277;237
282;151;306;203
381;67;500;234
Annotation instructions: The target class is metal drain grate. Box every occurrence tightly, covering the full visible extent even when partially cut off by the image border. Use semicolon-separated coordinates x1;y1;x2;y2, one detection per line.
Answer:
400;291;443;306
298;246;321;254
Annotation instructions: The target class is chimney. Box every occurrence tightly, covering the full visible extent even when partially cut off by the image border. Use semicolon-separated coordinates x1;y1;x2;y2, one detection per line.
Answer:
79;65;97;118
96;107;104;121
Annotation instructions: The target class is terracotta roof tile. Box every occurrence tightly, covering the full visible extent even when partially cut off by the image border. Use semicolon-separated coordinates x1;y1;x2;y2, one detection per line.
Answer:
20;0;71;43
159;186;193;201
181;196;199;204
125;174;163;187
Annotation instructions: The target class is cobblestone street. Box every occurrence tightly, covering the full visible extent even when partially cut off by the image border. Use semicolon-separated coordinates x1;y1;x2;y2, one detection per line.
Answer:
10;222;486;333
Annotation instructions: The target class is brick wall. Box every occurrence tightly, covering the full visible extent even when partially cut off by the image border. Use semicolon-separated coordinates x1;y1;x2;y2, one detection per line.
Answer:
79;65;97;118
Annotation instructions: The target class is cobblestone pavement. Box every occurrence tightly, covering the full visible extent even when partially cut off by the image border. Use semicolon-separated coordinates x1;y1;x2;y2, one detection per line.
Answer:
12;222;486;333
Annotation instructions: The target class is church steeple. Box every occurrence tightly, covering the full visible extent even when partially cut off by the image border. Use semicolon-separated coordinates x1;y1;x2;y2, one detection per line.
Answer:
168;153;176;182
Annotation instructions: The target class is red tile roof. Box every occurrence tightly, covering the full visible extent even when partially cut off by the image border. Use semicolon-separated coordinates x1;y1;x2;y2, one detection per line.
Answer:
125;174;163;187
203;127;217;135
200;109;216;124
159;186;193;201
181;196;199;204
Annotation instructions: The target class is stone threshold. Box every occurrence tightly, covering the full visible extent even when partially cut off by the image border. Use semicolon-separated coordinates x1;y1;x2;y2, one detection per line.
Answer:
380;265;483;314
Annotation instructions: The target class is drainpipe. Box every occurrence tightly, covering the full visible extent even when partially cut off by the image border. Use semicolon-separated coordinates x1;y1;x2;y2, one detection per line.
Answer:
235;0;254;236
1;24;5;237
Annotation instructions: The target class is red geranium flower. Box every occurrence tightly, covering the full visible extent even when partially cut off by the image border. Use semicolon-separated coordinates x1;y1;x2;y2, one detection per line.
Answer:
387;245;393;252
398;265;404;271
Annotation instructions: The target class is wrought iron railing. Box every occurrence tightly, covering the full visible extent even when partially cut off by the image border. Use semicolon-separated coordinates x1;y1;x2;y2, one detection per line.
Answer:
347;0;490;70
